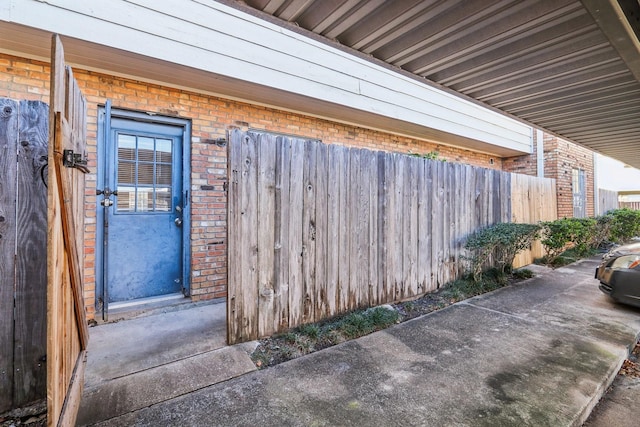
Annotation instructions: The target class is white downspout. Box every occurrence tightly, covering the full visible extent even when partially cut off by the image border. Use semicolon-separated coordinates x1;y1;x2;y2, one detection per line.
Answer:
593;152;599;215
536;129;544;178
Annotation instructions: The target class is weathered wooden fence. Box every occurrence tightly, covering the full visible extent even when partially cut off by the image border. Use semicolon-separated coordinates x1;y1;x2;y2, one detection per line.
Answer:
511;174;557;268
620;201;640;210
47;35;89;426
0;99;49;412
598;189;619;214
227;130;536;344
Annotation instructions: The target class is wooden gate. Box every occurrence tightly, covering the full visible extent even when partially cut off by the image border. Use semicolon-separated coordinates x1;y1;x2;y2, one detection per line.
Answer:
46;35;89;426
0;99;49;412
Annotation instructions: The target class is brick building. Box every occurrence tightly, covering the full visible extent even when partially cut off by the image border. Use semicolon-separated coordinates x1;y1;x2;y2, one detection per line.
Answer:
0;53;515;320
0;1;602;322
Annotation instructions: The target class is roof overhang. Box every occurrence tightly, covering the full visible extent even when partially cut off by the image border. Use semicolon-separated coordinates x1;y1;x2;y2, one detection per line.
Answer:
0;0;532;158
237;0;640;169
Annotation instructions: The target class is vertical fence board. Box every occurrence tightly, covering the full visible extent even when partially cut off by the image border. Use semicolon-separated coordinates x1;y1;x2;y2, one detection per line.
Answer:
325;145;339;318
431;162;444;289
418;160;433;292
367;149;379;307
0;98;18;412
336;146;350;314
241;134;259;341
348;148;361;310
406;157;419;297
257;134;276;338
379;153;392;303
14;100;48;405
302;140;317;323
358;149;371;308
452;163;463;277
288;138;305;327
227;130;243;343
273;136;291;333
314;143;328;319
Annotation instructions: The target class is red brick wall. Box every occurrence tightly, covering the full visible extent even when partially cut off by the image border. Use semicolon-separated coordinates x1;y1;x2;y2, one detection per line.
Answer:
504;131;595;218
1;53;506;319
544;135;594;218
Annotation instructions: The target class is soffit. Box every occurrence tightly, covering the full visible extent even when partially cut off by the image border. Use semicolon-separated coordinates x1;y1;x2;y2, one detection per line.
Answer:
239;0;640;169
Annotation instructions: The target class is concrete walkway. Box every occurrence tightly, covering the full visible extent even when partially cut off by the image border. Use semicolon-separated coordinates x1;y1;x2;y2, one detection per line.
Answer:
80;257;640;426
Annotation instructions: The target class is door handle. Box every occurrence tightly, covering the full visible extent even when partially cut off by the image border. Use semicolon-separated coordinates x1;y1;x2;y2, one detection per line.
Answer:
174;218;183;227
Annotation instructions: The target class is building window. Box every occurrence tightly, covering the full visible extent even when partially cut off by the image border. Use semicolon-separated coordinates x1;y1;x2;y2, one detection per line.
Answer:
572;168;586;218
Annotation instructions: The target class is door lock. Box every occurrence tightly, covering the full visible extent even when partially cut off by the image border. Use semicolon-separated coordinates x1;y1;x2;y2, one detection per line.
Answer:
97;187;118;208
96;187;118;197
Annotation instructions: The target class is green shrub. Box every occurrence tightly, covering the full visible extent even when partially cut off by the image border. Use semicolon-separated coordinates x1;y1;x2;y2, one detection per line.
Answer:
591;214;613;248
465;222;540;282
541;217;598;264
608;208;640;243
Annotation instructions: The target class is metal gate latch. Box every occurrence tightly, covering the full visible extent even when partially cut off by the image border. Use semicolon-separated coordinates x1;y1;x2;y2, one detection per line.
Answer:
62;149;90;173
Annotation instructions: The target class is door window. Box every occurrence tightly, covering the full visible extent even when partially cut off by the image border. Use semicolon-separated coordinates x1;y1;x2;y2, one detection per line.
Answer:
572;168;586;218
116;133;173;213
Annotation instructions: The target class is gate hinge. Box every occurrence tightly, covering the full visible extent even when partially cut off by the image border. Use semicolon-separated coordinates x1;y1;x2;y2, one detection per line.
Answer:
62;149;90;174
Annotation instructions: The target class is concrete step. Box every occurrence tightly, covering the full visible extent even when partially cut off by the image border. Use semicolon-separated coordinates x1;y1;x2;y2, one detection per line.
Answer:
77;345;256;426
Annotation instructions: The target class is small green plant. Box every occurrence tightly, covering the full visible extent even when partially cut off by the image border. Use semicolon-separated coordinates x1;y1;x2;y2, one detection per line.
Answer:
336;307;399;339
408;150;445;161
511;268;534;280
297;323;320;339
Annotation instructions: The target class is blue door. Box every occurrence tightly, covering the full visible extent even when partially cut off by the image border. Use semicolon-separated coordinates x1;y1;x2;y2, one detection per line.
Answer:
101;115;185;304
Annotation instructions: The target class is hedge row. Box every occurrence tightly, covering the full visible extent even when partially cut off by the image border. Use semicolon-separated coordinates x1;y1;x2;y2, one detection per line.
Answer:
464;208;640;280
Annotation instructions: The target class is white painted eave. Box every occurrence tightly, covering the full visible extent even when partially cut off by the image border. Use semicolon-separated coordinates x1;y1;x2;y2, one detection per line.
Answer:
0;0;532;156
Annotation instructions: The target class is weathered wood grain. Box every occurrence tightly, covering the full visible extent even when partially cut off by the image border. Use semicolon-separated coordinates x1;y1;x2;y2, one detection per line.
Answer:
350;148;365;310
405;156;418;298
393;154;404;298
383;153;395;302
0;98;18;412
376;151;388;303
336;146;350;313
14;100;48;406
256;133;276;338
366;149;378;307
227;131;558;341
314;143;328;319
273;136;291;333
240;133;259;340
288;138;304;327
301;139;317;323
47;34;89;427
325;145;339;318
227;129;243;343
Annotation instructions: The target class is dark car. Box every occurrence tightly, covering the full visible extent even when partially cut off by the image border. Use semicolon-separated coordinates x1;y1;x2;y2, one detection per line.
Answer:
596;241;640;308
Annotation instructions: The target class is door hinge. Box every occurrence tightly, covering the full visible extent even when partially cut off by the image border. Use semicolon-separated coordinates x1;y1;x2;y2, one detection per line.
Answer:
62;149;90;173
